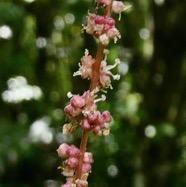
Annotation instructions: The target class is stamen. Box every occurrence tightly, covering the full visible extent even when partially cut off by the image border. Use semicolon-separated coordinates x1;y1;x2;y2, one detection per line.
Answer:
113;74;120;80
94;94;106;103
73;71;81;76
103;49;109;61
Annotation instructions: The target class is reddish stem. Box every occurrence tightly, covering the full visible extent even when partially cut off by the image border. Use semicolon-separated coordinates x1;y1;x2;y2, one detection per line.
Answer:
75;1;113;181
75;43;105;181
89;44;104;91
75;130;88;180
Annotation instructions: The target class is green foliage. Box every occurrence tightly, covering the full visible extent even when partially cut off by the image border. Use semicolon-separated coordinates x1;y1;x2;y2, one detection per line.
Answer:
0;0;186;186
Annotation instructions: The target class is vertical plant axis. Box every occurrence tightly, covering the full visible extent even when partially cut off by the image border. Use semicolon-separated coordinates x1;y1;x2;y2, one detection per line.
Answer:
57;1;131;186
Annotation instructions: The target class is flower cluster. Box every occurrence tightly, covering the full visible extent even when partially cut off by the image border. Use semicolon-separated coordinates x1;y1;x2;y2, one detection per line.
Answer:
57;143;93;187
73;49;95;80
84;13;120;45
74;49;121;89
63;90;112;136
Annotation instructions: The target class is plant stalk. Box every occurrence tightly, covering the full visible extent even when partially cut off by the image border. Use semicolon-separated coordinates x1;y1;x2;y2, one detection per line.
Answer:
75;1;113;180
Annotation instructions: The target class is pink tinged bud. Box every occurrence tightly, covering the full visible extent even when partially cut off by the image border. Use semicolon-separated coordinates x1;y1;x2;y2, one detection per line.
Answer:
72;108;82;117
105;17;115;26
81;54;94;66
94;15;105;24
62;183;72;187
87;112;98;123
93;126;102;136
107;27;120;39
96;112;104;125
82;163;92;173
64;104;74;117
112;1;125;14
67;145;80;157
62;166;74;177
101;111;112;123
84;152;93;164
103;24;112;31
65;157;79;169
100;73;110;87
70;95;85;109
80;118;91;130
80;67;92;79
57;143;70;158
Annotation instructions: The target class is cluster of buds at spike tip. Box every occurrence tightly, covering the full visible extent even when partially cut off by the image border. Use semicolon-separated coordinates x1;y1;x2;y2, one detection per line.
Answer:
83;0;132;45
57;143;93;187
63;90;112;136
84;13;120;45
74;49;121;89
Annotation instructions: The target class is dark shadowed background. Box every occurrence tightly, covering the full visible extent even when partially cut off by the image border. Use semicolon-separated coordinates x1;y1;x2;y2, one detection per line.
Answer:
0;0;186;186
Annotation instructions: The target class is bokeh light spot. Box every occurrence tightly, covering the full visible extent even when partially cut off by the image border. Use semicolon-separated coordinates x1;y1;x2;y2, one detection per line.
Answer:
29;117;53;144
2;76;42;103
0;25;13;39
145;125;156;138
139;28;150;40
65;13;75;24
107;164;118;177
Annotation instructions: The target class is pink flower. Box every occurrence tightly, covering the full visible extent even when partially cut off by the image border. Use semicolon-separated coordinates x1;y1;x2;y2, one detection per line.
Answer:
82;163;92;173
101;111;112;123
67;145;80;157
80;118;91;130
70;95;85;109
83;152;94;164
62;183;72;187
100;73;111;88
57;143;70;158
112;1;125;14
74;49;95;79
65;157;79;169
112;1;132;20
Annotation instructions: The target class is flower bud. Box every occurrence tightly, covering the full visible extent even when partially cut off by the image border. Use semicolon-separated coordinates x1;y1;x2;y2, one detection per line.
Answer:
57;143;70;158
64;104;74;117
67;145;80;157
62;183;72;187
70;95;85;109
82;163;92;173
87;112;97;123
105;17;115;27
112;1;125;14
84;152;94;164
80;118;91;130
94;15;105;24
65;157;79;169
101;111;112;123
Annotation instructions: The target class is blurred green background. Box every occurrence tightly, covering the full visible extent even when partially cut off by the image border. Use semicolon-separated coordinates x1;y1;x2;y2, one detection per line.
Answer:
0;0;186;186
